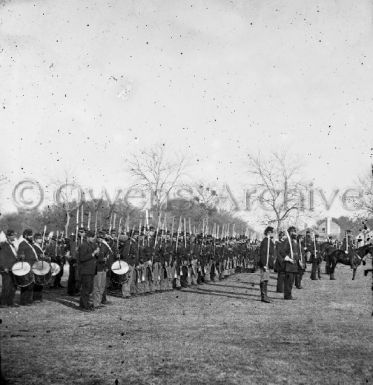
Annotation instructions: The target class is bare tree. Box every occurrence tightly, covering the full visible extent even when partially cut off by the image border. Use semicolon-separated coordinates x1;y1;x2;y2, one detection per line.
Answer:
193;183;219;209
247;152;306;232
52;171;82;235
356;166;373;218
127;144;187;221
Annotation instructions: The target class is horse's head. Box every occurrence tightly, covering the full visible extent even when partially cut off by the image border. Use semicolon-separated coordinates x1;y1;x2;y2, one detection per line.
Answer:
356;244;373;265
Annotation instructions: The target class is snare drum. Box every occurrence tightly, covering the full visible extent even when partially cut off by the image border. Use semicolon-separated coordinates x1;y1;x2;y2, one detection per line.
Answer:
110;260;129;285
50;262;61;277
11;261;34;287
32;261;52;286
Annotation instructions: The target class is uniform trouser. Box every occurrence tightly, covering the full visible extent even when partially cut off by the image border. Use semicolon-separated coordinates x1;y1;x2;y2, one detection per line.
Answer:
93;271;106;307
295;271;303;288
33;284;43;301
80;274;94;309
20;284;34;305
101;270;110;303
284;272;295;299
1;273;16;306
277;271;285;293
53;263;64;287
67;264;78;295
180;266;189;288
311;262;318;280
260;268;270;283
122;266;133;298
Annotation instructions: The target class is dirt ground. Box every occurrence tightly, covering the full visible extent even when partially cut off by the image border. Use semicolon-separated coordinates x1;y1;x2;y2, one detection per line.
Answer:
1;262;372;385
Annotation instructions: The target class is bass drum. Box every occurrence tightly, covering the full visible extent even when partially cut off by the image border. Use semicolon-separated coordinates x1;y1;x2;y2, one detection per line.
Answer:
32;261;52;286
111;260;129;286
11;261;34;287
50;262;61;277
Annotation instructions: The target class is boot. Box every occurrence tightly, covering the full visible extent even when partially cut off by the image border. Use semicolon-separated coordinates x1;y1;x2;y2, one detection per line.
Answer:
260;282;271;303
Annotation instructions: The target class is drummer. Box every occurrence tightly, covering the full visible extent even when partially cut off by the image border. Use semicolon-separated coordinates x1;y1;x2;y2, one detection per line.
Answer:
32;233;50;302
0;229;18;307
18;229;39;306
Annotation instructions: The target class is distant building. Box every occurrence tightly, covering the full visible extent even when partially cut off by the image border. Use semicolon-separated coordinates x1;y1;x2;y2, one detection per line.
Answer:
317;218;341;239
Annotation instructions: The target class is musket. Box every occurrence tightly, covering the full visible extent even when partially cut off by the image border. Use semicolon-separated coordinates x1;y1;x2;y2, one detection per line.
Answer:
75;207;79;244
116;217;122;254
108;213;113;234
170;217;175;246
113;213;117;231
94;210;98;236
175;217;181;252
184;217;187;249
81;203;84;228
154;213;162;249
285;230;294;262
87;211;92;230
55;230;59;257
41;225;47;249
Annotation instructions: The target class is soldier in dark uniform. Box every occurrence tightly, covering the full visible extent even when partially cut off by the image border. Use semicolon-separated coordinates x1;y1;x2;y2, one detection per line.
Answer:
258;226;275;303
32;233;50;302
18;229;37;306
342;230;358;280
46;235;66;289
0;230;18;307
77;230;99;311
95;231;113;307
18;229;38;305
295;234;306;289
67;234;79;295
275;231;286;293
278;226;300;300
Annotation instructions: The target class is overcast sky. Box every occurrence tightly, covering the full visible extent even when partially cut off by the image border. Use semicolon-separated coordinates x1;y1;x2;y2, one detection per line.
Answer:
1;0;373;221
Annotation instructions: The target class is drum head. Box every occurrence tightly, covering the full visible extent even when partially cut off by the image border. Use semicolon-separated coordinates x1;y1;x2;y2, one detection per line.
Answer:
12;262;31;276
50;262;61;276
32;261;51;275
111;260;129;275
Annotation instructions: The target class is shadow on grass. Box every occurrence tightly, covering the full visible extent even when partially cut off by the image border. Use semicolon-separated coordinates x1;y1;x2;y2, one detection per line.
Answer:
42;289;83;310
183;286;283;301
207;282;277;291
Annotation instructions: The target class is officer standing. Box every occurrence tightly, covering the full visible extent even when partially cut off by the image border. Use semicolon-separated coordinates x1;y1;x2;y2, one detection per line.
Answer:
0;230;18;307
258;226;275;303
278;226;300;300
77;230;99;311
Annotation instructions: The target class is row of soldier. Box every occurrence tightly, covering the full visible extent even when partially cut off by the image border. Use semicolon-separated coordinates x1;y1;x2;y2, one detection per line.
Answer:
0;224;355;309
0;227;260;310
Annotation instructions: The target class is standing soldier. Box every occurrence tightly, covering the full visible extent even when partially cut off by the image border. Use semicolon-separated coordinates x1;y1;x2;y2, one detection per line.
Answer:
342;230;358;280
18;229;38;306
0;230;18;307
32;232;50;302
275;231;286;293
295;234;306;289
278;226;300;300
96;231;113;307
258;226;275;303
77;230;99;311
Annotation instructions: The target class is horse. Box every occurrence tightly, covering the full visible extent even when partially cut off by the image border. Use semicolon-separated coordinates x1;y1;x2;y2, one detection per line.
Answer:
318;242;337;274
325;244;372;280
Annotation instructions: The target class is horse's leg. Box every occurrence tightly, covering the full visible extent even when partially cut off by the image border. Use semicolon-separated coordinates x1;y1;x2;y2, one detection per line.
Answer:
330;257;336;280
352;268;357;280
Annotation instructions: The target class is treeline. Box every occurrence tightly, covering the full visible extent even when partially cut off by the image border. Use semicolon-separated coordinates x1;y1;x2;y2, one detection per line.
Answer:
0;198;251;237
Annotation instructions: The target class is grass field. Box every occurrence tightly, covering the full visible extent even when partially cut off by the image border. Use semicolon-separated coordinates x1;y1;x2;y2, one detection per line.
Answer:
1;262;372;385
